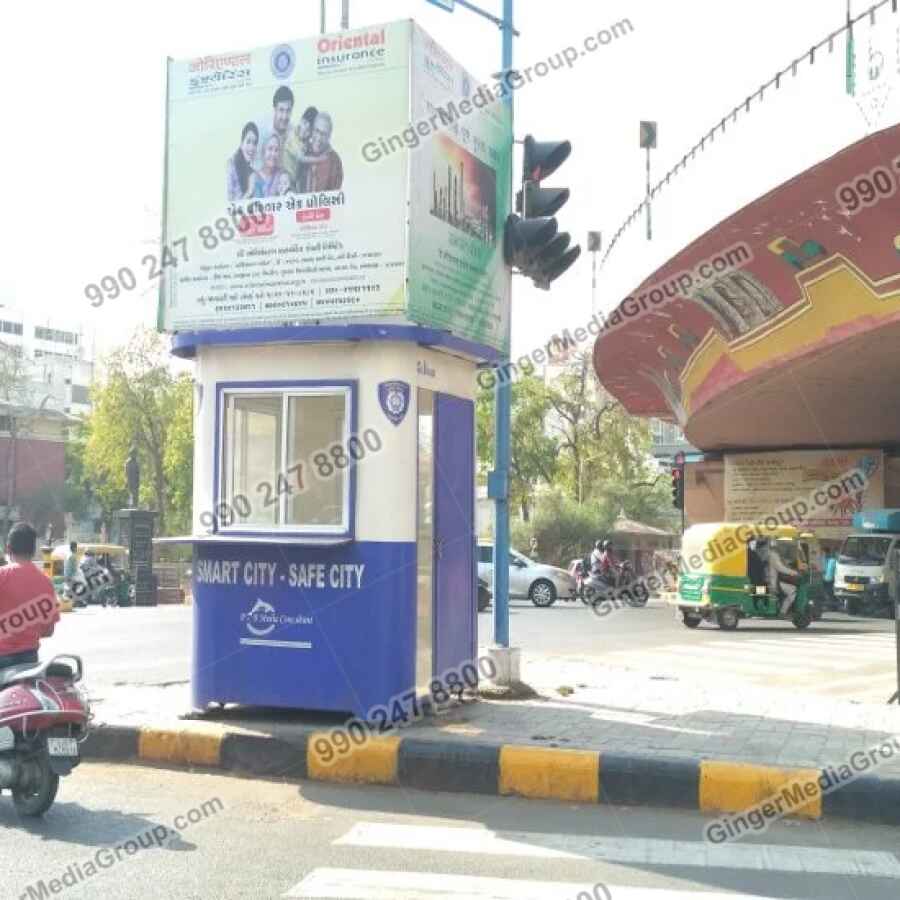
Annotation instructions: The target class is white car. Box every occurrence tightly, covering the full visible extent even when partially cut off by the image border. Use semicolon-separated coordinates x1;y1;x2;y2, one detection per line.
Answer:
477;544;576;607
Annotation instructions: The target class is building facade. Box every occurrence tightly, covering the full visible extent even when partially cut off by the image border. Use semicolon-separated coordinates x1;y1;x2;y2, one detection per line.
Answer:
0;307;94;417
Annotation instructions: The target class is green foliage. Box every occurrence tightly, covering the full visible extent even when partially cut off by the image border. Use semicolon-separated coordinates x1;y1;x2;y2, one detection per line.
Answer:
543;351;655;504
511;490;612;569
64;426;95;522
163;376;194;536
476;375;557;520
480;350;678;561
84;329;193;535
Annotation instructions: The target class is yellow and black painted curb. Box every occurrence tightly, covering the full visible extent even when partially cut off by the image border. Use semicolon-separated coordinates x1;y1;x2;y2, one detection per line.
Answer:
82;725;900;826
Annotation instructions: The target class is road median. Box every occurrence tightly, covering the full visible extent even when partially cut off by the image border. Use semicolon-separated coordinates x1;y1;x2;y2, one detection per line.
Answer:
80;721;900;826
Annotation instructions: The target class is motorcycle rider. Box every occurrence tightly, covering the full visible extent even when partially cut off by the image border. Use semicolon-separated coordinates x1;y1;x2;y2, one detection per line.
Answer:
0;523;60;670
589;540;605;576
595;540;618;585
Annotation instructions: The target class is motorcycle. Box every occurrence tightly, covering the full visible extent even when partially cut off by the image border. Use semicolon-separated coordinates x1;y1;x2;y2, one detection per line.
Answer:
0;655;90;817
583;560;646;608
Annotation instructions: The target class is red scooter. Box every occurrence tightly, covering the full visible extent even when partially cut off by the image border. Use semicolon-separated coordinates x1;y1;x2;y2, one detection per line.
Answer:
0;655;89;816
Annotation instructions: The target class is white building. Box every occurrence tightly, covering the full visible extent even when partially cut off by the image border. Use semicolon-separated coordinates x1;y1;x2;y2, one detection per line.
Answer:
0;307;94;417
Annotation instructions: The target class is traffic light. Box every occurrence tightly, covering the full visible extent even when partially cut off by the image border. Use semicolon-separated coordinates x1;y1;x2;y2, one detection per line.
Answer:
504;135;581;290
671;467;684;509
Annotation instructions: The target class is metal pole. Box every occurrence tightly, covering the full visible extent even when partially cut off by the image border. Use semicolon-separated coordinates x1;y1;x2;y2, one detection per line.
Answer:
320;0;326;33
645;145;652;240
492;0;514;649
890;549;900;703
341;0;349;30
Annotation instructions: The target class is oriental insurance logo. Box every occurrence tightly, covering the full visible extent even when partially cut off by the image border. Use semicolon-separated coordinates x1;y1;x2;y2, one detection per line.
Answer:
316;27;387;71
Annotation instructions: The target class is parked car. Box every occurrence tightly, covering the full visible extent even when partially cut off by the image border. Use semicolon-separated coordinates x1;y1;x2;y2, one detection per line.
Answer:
477;544;576;607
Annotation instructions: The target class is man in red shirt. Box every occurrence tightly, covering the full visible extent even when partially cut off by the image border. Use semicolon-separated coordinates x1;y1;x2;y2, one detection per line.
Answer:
0;523;60;669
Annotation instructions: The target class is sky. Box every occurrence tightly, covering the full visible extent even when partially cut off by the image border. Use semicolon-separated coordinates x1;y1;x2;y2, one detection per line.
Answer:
1;0;895;364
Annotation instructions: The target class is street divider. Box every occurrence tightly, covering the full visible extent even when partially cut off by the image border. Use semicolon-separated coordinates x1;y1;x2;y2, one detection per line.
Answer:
81;723;900;826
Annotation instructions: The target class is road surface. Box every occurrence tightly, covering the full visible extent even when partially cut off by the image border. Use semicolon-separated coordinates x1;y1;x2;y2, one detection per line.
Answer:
3;762;899;899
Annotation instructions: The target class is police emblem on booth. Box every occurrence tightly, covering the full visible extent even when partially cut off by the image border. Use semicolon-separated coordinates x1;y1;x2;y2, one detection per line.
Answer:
378;381;410;426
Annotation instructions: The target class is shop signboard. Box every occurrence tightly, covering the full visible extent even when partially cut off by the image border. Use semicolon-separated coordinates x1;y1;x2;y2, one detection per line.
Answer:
725;449;885;540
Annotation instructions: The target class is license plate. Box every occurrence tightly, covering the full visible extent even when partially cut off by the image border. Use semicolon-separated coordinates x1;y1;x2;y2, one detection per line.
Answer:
47;737;78;757
846;583;864;591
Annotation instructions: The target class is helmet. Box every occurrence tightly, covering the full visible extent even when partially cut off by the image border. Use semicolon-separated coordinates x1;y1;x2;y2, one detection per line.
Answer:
602;540;611;551
594;540;603;550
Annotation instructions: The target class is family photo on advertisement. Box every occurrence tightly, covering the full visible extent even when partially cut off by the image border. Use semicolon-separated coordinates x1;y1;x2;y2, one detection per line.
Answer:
226;86;344;200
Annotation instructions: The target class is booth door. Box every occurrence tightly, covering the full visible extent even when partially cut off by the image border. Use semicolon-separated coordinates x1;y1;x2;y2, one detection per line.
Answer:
432;392;476;679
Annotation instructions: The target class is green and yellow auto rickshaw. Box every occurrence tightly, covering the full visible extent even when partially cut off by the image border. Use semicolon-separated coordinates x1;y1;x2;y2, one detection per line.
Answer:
676;523;813;631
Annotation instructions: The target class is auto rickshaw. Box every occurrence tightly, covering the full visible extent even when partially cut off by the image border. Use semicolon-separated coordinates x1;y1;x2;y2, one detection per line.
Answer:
48;543;132;607
676;523;813;630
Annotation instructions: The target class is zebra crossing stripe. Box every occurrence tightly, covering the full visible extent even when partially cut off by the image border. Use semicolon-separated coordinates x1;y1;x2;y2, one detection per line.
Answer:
331;822;900;876
284;867;788;899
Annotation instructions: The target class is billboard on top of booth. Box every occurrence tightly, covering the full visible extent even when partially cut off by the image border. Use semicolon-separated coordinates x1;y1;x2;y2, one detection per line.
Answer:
158;20;512;353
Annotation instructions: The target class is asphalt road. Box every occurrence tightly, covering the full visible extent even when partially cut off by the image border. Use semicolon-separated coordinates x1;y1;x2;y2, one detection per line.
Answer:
3;762;899;899
41;601;900;703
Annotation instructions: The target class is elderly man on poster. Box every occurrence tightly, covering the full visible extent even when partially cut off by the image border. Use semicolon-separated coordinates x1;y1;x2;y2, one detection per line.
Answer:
303;112;344;192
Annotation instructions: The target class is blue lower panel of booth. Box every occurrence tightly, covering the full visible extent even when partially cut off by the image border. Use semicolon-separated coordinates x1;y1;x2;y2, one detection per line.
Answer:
192;541;416;718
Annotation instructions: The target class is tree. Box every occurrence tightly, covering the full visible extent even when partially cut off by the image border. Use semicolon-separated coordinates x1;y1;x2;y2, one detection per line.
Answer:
84;330;193;535
543;351;676;530
476;375;557;521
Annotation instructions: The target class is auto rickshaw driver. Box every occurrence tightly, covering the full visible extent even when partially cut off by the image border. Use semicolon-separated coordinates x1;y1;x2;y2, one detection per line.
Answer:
757;537;804;616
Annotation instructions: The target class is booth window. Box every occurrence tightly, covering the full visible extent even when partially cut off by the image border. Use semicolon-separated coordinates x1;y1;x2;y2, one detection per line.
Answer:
220;386;351;533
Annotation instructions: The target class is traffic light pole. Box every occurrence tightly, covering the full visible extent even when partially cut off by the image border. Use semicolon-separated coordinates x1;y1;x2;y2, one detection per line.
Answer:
492;0;514;655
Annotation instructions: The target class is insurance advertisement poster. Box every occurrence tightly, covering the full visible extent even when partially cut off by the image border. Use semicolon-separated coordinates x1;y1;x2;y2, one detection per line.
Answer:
159;21;411;331
406;24;512;353
725;449;884;539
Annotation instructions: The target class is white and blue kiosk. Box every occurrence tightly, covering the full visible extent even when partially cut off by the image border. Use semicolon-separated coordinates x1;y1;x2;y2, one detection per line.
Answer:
160;21;512;718
172;325;499;717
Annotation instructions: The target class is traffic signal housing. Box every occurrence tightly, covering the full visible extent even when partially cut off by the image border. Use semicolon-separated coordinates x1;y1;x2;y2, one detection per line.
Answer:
504;135;581;290
671;467;684;509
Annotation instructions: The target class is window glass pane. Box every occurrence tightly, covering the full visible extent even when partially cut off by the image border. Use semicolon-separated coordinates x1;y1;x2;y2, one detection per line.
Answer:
224;395;282;525
287;394;346;527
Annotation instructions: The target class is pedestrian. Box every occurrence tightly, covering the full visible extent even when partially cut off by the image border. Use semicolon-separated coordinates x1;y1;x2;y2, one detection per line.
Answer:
63;541;77;584
823;547;836;608
0;523;60;670
529;535;539;558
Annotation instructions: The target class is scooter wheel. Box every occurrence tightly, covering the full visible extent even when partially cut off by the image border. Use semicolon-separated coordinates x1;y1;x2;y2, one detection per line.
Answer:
13;753;59;817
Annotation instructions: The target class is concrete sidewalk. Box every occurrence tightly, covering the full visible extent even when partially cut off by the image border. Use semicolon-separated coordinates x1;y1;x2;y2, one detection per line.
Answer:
80;651;900;826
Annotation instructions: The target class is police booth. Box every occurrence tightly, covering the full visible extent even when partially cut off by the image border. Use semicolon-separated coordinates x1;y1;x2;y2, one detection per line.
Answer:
158;21;511;718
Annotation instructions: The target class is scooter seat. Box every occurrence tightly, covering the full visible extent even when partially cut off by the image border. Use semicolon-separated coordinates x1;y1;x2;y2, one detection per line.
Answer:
0;656;80;687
